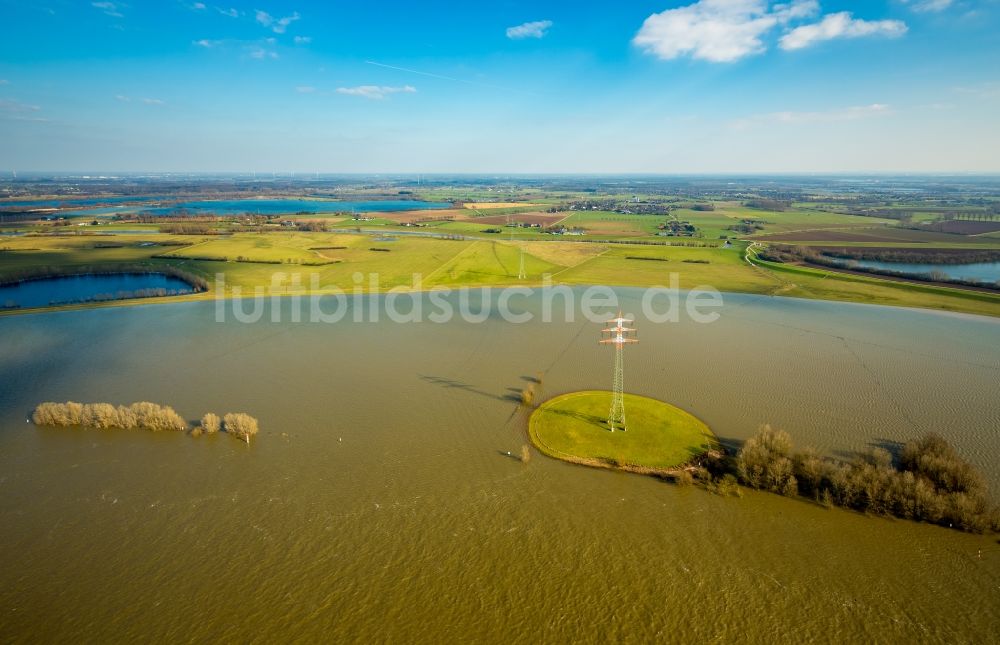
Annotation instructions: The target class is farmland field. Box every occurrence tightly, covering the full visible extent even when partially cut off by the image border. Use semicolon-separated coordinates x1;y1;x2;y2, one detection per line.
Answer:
558;211;665;237
469;212;567;226
2;228;998;317
754;227;982;244
462;202;542;209
373;208;467;224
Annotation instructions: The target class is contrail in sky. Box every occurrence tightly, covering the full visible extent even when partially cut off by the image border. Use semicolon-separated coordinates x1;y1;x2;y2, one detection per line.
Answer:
364;60;532;94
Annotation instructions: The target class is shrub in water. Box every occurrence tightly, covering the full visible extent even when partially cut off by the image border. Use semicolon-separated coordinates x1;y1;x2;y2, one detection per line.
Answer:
200;412;221;434
224;412;259;443
32;401;185;432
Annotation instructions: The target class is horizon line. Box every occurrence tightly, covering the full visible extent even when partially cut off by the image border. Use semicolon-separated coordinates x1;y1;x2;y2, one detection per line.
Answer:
5;170;1000;178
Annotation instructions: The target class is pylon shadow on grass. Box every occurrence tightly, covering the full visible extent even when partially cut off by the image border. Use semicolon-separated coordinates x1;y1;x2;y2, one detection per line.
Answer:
549;407;607;428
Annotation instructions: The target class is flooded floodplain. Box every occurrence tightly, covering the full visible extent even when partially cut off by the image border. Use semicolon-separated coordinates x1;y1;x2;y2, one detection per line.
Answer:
0;290;998;642
849;259;1000;284
0;273;194;309
2;198;453;218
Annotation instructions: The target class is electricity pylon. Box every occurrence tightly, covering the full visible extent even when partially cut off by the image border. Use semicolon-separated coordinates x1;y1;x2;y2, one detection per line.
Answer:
600;311;638;431
508;213;527;279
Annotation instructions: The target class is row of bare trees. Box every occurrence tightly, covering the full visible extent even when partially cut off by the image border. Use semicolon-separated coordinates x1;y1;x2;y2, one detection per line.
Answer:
735;426;999;533
32;402;259;443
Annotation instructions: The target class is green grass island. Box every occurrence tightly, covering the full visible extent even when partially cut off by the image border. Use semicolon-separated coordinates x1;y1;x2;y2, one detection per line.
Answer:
528;391;717;475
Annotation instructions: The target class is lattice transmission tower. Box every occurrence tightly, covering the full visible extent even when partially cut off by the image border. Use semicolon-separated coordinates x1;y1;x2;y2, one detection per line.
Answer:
600;311;638;431
508;213;527;280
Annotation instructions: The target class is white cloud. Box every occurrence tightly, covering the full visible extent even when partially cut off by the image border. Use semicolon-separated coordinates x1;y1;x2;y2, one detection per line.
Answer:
113;95;165;105
902;0;954;12
193;37;281;58
336;85;417;100
731;103;892;128
634;1;906;62
0;99;41;112
216;7;239;18
294;35;312;44
249;46;279;59
506;20;553;39
633;0;819;63
919;102;956;110
92;2;124;18
772;103;892;121
954;81;1000;98
295;86;316;93
192;2;206;9
773;0;821;20
780;12;907;50
255;9;300;33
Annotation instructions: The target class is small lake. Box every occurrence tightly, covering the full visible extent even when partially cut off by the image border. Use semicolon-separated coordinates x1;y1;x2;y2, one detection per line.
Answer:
60;206;139;217
2;198;454;217
0;273;194;309
145;199;453;216
0;196;166;209
850;259;1000;283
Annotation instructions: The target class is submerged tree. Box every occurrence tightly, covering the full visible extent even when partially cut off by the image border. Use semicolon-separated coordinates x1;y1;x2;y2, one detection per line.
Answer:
224;413;259;444
200;412;221;434
733;424;1000;534
32;401;185;431
737;424;797;496
32;402;258;443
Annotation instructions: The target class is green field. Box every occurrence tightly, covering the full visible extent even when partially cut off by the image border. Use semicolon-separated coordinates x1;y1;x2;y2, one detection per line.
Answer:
556;244;773;293
492;202;903;241
529;391;716;471
557;211;667;237
2;230;999;317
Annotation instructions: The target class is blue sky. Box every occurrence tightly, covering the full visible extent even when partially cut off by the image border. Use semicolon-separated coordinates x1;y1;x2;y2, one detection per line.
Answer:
1;0;998;173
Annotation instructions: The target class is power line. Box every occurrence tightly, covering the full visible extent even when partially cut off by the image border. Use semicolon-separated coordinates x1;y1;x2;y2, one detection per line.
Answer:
599;312;638;432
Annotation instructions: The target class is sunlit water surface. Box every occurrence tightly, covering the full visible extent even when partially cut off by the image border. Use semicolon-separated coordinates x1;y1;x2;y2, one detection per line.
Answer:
849;259;1000;284
0;274;193;309
0;290;998;642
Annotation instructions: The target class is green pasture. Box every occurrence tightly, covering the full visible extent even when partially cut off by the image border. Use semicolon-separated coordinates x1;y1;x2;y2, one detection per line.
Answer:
529;391;715;470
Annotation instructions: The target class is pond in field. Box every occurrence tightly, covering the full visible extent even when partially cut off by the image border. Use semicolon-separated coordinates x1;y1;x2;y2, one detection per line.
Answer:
850;259;1000;283
2;198;453;217
0;196;165;208
60;206;141;217
149;199;453;216
0;290;998;642
51;199;449;217
0;273;194;309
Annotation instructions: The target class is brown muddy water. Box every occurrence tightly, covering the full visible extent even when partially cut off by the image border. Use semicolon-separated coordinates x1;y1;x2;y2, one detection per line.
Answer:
0;289;998;643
